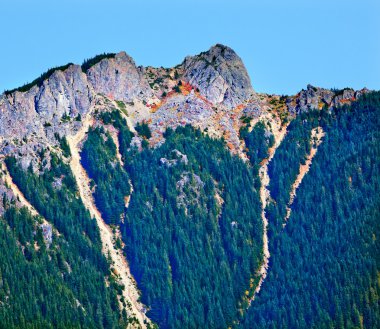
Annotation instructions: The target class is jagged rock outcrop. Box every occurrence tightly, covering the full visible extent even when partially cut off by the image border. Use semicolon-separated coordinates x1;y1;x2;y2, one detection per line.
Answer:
35;64;91;119
0;52;153;166
181;44;255;108
1;65;90;138
0;64;93;169
287;84;369;113
87;51;153;101
160;149;188;167
176;172;205;215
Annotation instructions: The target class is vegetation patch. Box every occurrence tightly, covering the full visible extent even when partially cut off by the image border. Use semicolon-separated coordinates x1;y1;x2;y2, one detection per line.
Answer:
135;121;152;139
81;126;131;225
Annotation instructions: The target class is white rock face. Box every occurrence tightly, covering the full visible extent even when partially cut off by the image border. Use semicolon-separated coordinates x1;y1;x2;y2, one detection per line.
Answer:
0;64;93;169
0;45;253;148
182;44;255;108
36;65;91;119
87;51;153;101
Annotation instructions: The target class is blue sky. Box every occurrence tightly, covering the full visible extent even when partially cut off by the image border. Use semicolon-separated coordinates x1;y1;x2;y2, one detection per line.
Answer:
1;0;379;95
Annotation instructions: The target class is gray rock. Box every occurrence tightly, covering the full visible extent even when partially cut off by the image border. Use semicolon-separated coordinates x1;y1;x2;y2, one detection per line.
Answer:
160;149;188;167
87;52;153;102
40;223;53;247
181;44;255;108
176;172;205;215
286;84;369;114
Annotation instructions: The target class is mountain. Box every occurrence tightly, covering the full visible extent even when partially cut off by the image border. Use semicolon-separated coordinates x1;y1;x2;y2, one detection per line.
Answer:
0;45;378;329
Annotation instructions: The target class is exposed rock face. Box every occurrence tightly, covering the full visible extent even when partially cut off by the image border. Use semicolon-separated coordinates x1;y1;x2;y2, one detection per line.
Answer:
143;44;255;108
1;89;39;140
40;223;53;247
87;51;153;101
35;65;91;119
181;44;255;108
287;84;369;113
160;149;188;167
0;64;93;168
2;65;90;137
149;92;216;143
176;172;205;215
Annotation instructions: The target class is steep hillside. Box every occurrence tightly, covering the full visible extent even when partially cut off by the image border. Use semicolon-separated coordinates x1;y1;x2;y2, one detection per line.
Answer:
240;91;380;329
0;45;377;329
3;155;126;328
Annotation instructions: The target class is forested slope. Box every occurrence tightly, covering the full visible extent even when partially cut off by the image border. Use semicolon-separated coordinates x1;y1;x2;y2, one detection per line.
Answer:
240;92;380;329
122;126;263;329
3;155;126;328
81;126;131;225
81;117;264;329
2;93;379;329
266;113;319;238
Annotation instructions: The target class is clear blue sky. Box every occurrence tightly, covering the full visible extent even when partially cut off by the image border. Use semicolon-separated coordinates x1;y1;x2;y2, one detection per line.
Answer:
1;0;379;95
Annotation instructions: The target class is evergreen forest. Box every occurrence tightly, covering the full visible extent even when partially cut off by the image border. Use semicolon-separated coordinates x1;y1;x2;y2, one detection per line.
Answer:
240;92;380;329
0;93;379;328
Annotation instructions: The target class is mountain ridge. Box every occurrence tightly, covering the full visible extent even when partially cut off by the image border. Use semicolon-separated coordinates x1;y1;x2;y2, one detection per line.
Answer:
0;44;369;173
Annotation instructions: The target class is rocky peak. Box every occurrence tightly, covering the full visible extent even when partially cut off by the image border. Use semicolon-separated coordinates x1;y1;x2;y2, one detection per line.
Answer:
181;44;255;108
86;51;153;102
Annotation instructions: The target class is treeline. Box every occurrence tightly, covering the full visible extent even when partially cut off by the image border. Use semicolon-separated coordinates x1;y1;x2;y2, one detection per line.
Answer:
81;53;116;73
4;63;73;95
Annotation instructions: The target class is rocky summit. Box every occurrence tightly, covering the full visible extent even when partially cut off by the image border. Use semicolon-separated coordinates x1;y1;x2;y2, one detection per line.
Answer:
0;44;366;172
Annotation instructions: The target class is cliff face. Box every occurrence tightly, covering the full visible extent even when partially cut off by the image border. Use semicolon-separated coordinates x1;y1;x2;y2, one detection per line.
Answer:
181;44;255;108
0;44;367;172
0;65;90;142
86;51;153;102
